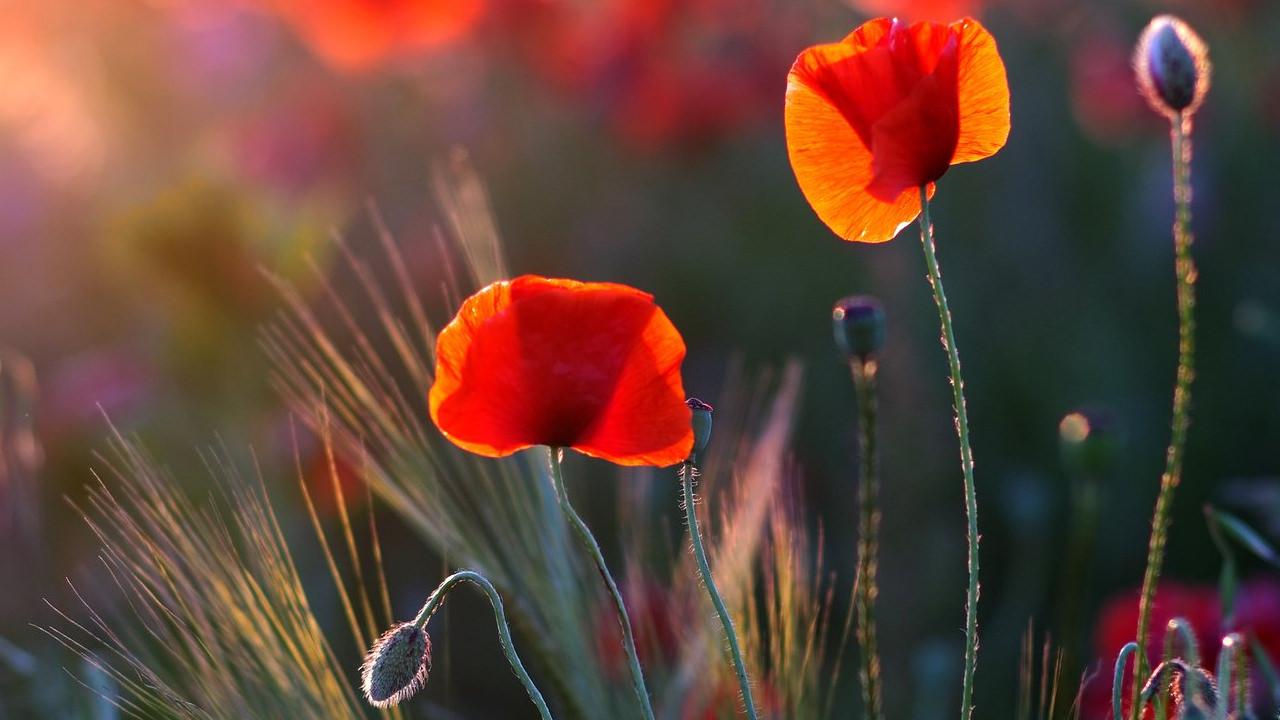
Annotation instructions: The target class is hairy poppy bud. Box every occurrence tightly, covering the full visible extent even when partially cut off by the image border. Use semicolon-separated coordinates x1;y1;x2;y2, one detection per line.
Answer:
833;296;885;362
361;622;432;707
1135;15;1210;118
686;398;713;461
1058;409;1122;479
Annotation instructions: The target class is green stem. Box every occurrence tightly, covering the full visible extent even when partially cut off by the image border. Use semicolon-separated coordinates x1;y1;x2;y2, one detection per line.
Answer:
1113;643;1139;720
1233;636;1248;717
917;186;981;720
1130;112;1198;720
681;461;759;720
851;359;884;720
547;448;655;720
410;570;553;720
1215;635;1240;720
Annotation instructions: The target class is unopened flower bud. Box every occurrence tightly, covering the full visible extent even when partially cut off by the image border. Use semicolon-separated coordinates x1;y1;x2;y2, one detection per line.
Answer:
832;295;885;361
1135;15;1210;118
686;398;713;461
361;622;432;707
1058;408;1122;479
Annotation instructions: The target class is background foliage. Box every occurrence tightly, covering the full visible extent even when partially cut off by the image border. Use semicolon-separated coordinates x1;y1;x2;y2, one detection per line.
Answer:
2;0;1279;717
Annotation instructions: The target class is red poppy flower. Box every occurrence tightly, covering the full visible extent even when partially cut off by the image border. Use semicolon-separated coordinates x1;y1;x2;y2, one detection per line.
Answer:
848;0;986;22
1081;580;1280;719
429;276;693;466
257;0;485;70
785;17;1010;243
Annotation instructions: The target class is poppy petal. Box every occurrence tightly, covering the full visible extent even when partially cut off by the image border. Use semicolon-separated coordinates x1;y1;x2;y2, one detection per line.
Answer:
575;305;692;466
429;276;693;466
429;280;527;457
785;67;929;243
950;18;1010;164
866;37;960;199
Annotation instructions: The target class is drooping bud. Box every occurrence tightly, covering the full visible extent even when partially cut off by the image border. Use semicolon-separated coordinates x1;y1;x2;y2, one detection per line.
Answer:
832;295;885;362
1058;408;1122;479
1173;666;1218;720
361;622;432;707
686;398;713;462
1142;659;1218;719
1134;15;1210;118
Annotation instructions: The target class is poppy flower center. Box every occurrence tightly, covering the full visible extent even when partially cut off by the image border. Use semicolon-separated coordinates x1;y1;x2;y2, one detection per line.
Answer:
795;19;962;199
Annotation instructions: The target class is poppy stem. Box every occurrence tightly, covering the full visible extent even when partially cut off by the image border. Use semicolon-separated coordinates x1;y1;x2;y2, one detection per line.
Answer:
408;570;554;720
850;357;884;720
1130;112;1198;720
680;460;759;720
546;447;655;720
917;186;981;720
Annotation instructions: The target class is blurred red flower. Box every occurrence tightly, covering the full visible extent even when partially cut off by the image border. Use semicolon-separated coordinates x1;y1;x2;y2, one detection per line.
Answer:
429;276;693;466
493;0;805;150
847;0;986;22
785;17;1010;243
1082;580;1280;719
681;676;782;719
231;85;357;198
303;444;367;516
1069;30;1154;147
594;578;684;677
255;0;485;70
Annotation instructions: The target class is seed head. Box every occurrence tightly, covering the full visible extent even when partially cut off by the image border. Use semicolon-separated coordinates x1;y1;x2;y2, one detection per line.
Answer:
361;622;432;707
1134;15;1210;118
832;295;885;362
1058;408;1122;479
686;398;713;461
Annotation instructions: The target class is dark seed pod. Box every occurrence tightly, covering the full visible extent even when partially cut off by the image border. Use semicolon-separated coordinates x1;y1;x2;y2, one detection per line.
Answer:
1134;15;1210;118
833;295;886;362
1058;408;1123;479
686;398;713;461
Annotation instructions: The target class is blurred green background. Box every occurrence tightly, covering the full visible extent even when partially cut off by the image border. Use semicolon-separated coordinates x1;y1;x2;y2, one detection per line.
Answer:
2;0;1279;716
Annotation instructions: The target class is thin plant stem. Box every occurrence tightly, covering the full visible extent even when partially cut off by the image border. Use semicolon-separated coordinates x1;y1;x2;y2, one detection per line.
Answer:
917;186;981;720
1233;638;1248;717
1215;635;1241;720
680;460;759;720
409;570;554;720
1113;642;1139;720
1130;112;1198;720
547;447;655;720
850;358;884;720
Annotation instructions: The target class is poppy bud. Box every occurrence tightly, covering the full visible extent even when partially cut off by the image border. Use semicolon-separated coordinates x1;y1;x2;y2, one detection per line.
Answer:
686;398;713;461
1058;409;1122;479
832;296;885;362
361;622;432;707
1134;15;1210;118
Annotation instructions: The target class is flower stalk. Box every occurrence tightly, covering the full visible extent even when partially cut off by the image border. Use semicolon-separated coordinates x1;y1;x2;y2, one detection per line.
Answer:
850;354;883;720
917;186;982;719
681;456;758;720
547;447;655;720
1130;111;1199;720
365;569;552;718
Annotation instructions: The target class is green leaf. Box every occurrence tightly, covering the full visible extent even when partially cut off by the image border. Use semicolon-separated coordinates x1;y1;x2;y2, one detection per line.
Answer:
1213;509;1280;567
1218;557;1238;628
1205;505;1239;624
1249;634;1280;707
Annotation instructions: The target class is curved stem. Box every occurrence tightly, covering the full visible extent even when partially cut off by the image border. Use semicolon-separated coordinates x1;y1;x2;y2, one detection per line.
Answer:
1113;642;1139;720
681;461;758;720
409;570;553;720
851;359;884;720
1130;112;1198;720
547;448;655;720
917;186;981;720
